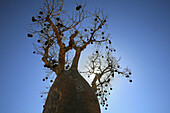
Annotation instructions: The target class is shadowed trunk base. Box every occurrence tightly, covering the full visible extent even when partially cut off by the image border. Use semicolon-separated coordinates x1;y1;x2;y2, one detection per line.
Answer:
43;69;101;113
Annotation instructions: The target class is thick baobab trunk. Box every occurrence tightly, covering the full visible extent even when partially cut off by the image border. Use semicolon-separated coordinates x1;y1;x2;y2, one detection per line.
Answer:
43;69;101;113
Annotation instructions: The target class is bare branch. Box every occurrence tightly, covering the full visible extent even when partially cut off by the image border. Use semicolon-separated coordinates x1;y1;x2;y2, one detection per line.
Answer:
27;1;132;110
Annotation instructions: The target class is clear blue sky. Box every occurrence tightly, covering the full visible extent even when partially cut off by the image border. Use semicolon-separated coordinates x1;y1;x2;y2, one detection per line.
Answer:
0;0;170;113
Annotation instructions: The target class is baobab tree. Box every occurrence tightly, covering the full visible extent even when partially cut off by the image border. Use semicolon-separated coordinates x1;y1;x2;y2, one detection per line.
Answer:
27;0;132;113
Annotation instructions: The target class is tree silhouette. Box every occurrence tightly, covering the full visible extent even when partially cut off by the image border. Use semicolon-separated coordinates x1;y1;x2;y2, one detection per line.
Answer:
27;0;132;113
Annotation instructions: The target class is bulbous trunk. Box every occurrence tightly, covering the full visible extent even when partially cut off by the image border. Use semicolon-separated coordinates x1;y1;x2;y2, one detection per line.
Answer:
43;69;101;113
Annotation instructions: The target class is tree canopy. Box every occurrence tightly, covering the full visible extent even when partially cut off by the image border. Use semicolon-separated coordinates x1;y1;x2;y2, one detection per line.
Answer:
27;0;132;110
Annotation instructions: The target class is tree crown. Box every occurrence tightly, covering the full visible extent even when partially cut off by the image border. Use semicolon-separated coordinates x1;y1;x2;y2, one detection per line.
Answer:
27;0;132;110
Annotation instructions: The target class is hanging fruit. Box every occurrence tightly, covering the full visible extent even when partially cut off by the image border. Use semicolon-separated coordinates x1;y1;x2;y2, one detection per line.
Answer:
107;78;110;82
109;40;111;44
60;24;64;27
27;34;33;37
102;32;104;35
129;72;132;75
53;64;58;68
39;11;43;15
66;65;69;69
129;79;132;82
76;5;82;11
56;17;60;21
40;30;44;33
37;40;41;43
32;16;36;22
45;41;48;45
111;73;114;78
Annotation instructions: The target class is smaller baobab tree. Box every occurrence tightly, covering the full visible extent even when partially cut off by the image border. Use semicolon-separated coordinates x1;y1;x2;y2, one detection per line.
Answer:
27;0;132;113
